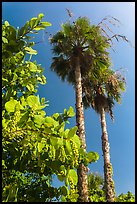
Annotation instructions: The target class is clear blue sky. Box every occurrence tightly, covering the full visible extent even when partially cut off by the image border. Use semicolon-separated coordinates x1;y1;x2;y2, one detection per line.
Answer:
2;2;135;196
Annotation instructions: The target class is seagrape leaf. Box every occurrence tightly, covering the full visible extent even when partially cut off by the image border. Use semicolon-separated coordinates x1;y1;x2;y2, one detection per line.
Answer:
5;99;18;112
44;127;52;134
45;116;55;124
57;137;64;146
54;122;65;133
27;95;40;107
67;169;78;185
63;129;69;138
19;112;29;127
2;37;8;43
60;165;66;171
38;142;45;152
45;116;59;127
33;115;45;126
64;108;67;115
15;102;23;111
50;137;58;146
38;13;44;19
37;76;43;83
52;113;60;120
68;126;78;138
26;84;34;92
64;140;72;154
57;174;65;182
41;97;45;105
72;134;81;149
2;118;7;128
60;186;68;196
29;18;38;29
41;21;52;26
24;47;37;55
87;151;99;163
40;75;46;84
5;21;9;26
67;106;75;117
20;96;27;106
18;21;29;37
33;26;46;31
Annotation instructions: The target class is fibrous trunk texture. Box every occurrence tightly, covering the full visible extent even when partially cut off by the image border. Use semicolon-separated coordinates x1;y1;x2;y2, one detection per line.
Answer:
75;57;89;202
100;107;115;202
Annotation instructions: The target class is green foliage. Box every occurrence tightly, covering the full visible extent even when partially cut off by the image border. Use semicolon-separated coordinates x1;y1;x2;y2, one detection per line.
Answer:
116;191;135;202
2;14;99;202
2;13;51;106
88;172;135;202
88;172;106;202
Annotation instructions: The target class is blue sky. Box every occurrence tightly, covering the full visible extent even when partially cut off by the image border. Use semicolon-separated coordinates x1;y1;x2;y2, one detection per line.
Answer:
2;2;135;196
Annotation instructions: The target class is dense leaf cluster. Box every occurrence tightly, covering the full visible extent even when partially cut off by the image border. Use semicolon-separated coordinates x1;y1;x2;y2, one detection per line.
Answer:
2;13;99;202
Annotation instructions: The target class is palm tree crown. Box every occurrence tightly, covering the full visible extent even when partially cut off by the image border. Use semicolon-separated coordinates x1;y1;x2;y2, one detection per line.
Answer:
82;67;126;120
50;17;111;85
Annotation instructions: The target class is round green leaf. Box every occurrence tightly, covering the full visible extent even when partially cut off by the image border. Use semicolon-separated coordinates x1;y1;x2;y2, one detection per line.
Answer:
67;169;78;185
5;99;18;112
33;115;45;126
27;95;40;107
5;21;9;26
87;151;99;163
72;135;81;149
38;13;44;19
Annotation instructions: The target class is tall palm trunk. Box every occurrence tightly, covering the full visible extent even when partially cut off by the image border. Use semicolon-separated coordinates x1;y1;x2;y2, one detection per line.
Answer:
100;107;115;202
75;57;89;202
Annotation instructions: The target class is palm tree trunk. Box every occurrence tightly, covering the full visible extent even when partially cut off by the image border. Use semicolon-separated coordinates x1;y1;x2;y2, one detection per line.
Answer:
75;57;89;202
100;107;115;202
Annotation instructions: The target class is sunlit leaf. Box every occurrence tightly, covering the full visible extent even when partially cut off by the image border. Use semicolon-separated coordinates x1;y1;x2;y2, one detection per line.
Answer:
33;115;45;126
5;99;18;112
24;47;37;55
68;126;78;138
67;106;75;117
67;169;78;185
27;95;40;107
38;13;44;19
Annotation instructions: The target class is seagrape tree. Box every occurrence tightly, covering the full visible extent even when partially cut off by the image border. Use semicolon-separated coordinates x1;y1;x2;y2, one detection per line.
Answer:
2;13;99;202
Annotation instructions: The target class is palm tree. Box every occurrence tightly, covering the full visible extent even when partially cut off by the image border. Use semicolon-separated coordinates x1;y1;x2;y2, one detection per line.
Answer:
88;172;106;202
82;68;126;202
50;17;110;202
